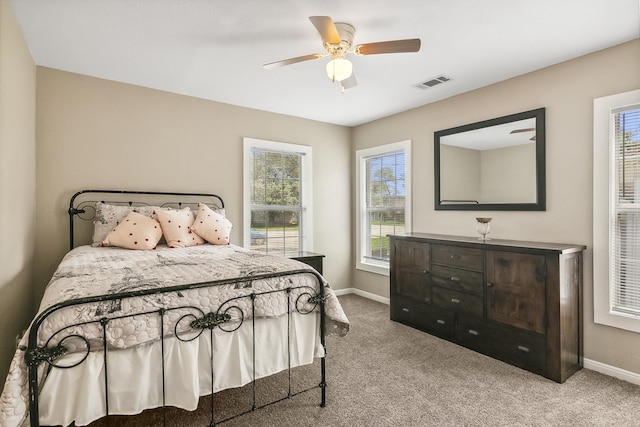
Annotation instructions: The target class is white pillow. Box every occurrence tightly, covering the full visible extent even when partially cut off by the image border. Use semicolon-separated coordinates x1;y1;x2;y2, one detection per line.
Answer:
191;203;233;245
155;207;205;248
102;211;163;250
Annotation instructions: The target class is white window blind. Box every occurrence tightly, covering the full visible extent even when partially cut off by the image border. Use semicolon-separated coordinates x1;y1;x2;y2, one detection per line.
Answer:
611;106;640;316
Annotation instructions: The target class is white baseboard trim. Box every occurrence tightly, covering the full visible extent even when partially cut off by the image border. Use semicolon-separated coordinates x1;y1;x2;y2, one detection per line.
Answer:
332;287;390;305
583;358;640;386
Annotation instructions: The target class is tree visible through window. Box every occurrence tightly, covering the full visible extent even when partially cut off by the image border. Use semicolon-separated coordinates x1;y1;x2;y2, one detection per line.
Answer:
243;138;312;255
357;140;411;274
365;152;406;262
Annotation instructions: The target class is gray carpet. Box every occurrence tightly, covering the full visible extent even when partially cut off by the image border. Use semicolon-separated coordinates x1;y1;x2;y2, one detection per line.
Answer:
91;294;640;426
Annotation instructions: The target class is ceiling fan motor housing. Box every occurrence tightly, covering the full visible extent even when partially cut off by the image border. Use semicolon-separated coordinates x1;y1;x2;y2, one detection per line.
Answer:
327;22;355;58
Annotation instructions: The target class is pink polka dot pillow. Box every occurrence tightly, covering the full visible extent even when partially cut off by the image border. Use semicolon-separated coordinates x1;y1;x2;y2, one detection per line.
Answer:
191;203;233;245
92;202;159;247
155;207;205;248
102;211;163;250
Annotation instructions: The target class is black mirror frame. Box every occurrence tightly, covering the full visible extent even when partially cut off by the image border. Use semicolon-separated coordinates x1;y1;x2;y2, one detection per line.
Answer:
434;108;546;211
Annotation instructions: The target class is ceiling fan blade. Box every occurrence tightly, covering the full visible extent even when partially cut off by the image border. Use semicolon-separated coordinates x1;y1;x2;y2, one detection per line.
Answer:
309;16;341;45
263;53;325;70
354;39;421;55
510;128;536;134
341;73;358;90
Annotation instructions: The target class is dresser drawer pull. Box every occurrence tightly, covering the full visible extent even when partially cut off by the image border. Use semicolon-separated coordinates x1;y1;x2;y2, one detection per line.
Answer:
487;282;494;287
436;319;446;325
450;254;461;261
402;307;410;313
450;276;460;282
423;270;429;275
468;329;479;336
451;298;461;304
517;345;530;353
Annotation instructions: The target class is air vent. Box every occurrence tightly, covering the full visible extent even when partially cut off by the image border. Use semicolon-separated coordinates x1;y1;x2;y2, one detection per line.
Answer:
414;75;452;89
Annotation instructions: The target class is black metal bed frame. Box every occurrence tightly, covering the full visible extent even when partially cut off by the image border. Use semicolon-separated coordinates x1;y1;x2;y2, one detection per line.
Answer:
25;190;327;426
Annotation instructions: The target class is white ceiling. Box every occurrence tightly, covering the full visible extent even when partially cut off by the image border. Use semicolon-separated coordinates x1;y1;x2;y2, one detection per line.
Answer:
11;0;640;127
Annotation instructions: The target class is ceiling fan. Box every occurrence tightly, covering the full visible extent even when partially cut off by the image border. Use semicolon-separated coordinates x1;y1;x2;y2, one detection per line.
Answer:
263;16;421;91
510;128;536;141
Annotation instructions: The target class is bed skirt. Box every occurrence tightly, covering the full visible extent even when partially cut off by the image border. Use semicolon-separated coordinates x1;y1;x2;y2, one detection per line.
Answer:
38;312;321;426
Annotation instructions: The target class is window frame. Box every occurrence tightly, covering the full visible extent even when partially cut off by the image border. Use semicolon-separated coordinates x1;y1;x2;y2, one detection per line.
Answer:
242;137;313;253
356;140;412;276
593;89;640;333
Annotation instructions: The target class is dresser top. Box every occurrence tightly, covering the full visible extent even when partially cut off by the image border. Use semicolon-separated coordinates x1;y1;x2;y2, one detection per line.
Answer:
389;232;586;254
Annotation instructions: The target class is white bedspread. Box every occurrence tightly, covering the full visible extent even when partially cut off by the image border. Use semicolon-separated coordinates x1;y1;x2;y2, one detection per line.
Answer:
0;244;349;427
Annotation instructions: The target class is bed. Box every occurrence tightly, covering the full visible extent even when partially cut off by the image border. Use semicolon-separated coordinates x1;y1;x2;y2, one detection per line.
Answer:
0;190;349;427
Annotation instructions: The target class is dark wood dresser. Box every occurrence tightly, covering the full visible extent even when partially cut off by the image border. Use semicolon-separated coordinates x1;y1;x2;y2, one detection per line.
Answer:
389;233;585;383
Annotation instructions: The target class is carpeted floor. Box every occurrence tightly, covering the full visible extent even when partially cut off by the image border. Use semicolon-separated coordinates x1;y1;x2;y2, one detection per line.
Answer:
91;294;640;426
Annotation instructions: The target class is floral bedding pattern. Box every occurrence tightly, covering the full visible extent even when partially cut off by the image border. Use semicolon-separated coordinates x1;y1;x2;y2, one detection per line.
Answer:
0;244;349;427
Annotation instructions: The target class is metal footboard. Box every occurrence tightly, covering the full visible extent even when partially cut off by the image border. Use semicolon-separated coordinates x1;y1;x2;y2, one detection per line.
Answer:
25;268;327;426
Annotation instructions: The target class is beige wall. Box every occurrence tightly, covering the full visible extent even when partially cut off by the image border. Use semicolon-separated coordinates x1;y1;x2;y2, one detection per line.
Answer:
481;143;536;203
352;39;640;374
34;68;352;303
0;0;37;384
440;144;480;202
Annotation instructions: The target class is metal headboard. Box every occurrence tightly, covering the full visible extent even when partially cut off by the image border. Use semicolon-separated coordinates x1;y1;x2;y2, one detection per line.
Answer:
68;189;225;250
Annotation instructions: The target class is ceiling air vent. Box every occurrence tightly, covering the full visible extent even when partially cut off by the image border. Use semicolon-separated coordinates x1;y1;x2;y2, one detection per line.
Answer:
414;75;452;89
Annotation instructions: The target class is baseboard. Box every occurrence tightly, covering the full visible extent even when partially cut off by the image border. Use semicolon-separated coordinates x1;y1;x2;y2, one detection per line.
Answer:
332;287;352;296
333;287;390;305
583;358;640;386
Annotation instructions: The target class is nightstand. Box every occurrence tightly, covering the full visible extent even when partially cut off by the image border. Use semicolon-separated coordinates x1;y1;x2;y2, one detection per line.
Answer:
284;251;325;274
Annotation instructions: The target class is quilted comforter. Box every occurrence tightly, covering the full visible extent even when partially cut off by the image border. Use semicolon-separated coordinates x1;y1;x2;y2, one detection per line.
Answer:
0;244;349;427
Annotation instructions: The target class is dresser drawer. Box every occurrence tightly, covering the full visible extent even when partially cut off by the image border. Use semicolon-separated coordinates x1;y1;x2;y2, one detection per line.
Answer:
432;244;484;271
431;265;483;294
432;287;483;317
457;315;546;374
391;295;455;340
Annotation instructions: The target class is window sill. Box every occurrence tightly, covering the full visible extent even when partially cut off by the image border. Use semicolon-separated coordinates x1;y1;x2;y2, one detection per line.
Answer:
595;309;640;334
356;261;389;277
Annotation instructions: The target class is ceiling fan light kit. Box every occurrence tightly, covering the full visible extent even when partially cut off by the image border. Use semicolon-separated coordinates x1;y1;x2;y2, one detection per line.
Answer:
263;16;421;91
326;57;353;82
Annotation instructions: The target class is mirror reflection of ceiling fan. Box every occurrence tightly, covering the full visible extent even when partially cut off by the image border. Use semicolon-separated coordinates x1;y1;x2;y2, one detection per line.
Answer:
263;16;421;91
510;128;536;141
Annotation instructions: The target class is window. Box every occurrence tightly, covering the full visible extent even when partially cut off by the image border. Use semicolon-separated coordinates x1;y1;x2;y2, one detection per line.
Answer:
594;89;640;332
243;138;312;254
356;140;411;275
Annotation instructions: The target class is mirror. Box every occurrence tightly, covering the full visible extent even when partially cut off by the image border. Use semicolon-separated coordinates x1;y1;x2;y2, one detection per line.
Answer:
434;108;545;211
